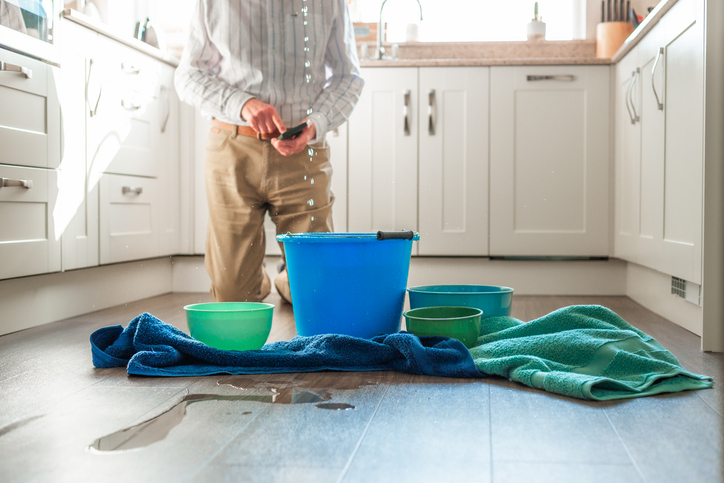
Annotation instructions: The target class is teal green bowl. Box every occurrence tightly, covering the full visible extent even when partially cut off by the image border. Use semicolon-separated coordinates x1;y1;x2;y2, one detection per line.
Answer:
184;302;274;351
403;306;483;348
407;285;514;318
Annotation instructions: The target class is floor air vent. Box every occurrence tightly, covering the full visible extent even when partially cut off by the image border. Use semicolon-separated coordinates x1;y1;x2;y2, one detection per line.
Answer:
671;276;702;306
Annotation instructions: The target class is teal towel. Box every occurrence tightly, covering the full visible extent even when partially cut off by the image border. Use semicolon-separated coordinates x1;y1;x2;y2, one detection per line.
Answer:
469;305;713;400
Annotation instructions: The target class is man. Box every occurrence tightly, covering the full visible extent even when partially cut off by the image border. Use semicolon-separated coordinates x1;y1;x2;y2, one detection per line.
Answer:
175;0;363;304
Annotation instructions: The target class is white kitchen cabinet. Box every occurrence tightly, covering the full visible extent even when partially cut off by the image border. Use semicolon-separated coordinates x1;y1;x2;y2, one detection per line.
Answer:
0;47;62;280
489;65;610;257
347;67;419;245
614;0;704;284
99;174;159;264
0;47;60;170
417;67;489;256
157;64;182;257
59;21;99;270
0;165;61;279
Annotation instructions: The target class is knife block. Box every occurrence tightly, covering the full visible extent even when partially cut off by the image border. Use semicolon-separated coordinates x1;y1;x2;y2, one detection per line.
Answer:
596;22;634;58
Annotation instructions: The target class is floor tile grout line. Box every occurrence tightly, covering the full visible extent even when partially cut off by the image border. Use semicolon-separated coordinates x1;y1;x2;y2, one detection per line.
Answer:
695;391;723;419
602;405;648;483
335;382;391;483
488;383;494;483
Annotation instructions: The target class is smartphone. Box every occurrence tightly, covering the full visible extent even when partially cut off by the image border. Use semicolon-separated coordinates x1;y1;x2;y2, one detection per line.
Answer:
277;121;309;141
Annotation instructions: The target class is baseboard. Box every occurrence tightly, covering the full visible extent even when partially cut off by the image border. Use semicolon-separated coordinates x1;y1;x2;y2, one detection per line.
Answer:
625;262;704;337
0;259;173;336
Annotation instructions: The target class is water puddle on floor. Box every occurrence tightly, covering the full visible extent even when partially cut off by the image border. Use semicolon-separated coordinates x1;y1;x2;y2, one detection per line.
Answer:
89;376;374;453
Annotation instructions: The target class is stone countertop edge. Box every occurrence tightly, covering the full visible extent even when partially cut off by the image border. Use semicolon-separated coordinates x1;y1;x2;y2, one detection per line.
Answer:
61;9;180;68
360;57;612;67
610;0;679;62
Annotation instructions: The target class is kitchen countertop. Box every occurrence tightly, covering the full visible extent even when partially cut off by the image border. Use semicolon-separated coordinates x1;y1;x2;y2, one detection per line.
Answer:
359;0;679;68
61;9;179;68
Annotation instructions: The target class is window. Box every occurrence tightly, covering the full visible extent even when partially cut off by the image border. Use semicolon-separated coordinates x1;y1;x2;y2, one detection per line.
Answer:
350;0;585;42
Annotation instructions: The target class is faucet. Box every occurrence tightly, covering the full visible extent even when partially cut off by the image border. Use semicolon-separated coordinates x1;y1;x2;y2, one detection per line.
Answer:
376;0;423;60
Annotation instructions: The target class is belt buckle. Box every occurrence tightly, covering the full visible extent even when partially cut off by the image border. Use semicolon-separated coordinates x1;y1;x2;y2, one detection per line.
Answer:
257;132;273;143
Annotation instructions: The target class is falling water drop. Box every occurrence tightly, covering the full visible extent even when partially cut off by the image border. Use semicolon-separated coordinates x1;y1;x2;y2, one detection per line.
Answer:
304;175;307;180
307;108;313;115
310;178;314;185
311;216;315;221
307;199;314;207
308;148;314;156
305;60;311;68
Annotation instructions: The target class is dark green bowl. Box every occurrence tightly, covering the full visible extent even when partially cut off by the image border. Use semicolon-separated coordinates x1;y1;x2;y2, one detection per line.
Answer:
403;306;483;348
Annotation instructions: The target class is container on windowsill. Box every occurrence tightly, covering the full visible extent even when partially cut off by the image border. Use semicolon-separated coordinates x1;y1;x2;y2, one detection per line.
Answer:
527;2;546;41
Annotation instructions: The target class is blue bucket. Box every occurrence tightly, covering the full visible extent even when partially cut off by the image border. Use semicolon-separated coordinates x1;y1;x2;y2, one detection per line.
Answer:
277;232;419;338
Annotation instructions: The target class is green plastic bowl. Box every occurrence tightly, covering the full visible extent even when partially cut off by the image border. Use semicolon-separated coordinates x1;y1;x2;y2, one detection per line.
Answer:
403;306;483;349
184;302;274;351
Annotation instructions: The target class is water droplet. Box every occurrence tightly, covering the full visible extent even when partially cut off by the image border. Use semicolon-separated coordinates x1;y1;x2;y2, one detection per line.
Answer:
306;108;313;115
310;178;314;185
304;36;309;42
304;47;310;52
311;216;315;221
304;21;308;25
307;199;314;207
304;175;307;180
308;148;314;156
305;60;311;68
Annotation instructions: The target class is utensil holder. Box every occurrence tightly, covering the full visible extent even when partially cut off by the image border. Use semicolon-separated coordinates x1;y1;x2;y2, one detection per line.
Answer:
596;21;634;58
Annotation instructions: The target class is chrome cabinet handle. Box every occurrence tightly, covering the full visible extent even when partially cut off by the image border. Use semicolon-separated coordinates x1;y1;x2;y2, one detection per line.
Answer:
121;63;140;75
630;68;640;124
121;99;142;111
0;61;32;79
526;75;575;82
86;59;102;118
651;47;664;111
122;186;143;195
625;71;635;125
160;86;170;133
402;89;411;136
0;177;33;189
427;89;436;136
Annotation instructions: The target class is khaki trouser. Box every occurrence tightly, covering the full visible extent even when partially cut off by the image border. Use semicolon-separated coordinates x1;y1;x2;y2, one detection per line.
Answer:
204;127;334;302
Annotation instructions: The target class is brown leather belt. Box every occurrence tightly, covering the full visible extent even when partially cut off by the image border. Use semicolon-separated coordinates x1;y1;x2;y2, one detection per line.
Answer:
211;118;280;141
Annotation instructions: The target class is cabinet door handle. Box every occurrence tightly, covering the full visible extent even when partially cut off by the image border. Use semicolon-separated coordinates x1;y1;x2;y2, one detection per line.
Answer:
630;68;640;123
651;47;664;111
0;61;32;79
526;75;575;82
160;86;170;133
121;99;142;111
427;89;436;136
402;89;411;136
122;186;143;195
0;177;33;189
625;71;635;125
121;62;140;75
86;59;102;118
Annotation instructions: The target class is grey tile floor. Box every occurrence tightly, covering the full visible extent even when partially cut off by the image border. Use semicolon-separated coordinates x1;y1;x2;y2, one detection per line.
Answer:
0;293;721;483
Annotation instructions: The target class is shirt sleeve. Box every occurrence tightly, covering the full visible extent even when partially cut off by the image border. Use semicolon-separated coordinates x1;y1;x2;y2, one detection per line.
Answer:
307;0;364;141
173;0;253;121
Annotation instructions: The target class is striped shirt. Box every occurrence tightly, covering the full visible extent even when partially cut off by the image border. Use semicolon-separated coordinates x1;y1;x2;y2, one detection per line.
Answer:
174;0;364;140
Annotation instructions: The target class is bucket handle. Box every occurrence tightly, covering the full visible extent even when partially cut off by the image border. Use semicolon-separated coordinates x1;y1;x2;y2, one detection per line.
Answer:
376;230;415;240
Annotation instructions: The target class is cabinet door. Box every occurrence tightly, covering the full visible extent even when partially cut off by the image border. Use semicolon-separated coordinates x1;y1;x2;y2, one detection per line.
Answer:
0;47;60;170
327;122;349;233
348;68;418;244
99;174;159;264
490;66;610;257
657;0;704;283
613;52;642;263
157;64;182;257
418;67;489;256
0;165;61;279
59;21;99;270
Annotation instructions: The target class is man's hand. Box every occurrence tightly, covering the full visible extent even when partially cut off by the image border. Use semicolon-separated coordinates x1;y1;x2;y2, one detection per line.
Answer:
272;121;317;157
241;98;286;134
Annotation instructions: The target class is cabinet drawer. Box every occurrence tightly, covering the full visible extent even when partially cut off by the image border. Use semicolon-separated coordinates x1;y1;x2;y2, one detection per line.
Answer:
88;83;158;177
0;164;61;279
0;48;59;169
93;38;161;97
99;174;159;264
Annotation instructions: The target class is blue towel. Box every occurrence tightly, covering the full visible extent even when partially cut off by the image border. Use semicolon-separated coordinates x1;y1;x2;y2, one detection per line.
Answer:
90;312;481;378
